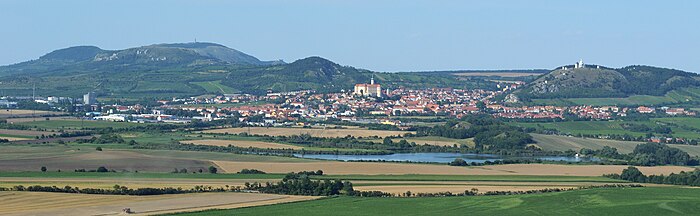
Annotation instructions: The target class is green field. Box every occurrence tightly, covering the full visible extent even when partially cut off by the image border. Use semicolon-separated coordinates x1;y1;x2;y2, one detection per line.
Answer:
654;117;700;130
169;187;700;216
530;134;643;153
191;80;238;94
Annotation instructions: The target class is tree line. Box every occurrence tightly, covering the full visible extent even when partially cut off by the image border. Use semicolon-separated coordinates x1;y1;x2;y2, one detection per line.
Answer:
605;166;700;186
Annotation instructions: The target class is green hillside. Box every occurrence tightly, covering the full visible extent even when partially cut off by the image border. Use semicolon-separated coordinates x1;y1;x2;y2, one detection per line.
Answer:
514;65;700;105
0;43;494;98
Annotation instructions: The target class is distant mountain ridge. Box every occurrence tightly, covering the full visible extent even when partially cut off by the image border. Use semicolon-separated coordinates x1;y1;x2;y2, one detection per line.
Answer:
1;42;283;75
0;43;480;98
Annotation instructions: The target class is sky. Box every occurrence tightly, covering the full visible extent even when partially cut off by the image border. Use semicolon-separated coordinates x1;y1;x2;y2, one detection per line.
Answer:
1;0;699;72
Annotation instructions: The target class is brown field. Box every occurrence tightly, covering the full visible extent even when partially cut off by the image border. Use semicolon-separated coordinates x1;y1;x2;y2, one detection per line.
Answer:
214;161;694;176
181;139;302;150
5;116;77;123
0;129;58;137
0;191;316;216
0;150;215;172
0;177;275;190
453;72;541;77
0;109;64;117
203;127;414;138
0;137;31;141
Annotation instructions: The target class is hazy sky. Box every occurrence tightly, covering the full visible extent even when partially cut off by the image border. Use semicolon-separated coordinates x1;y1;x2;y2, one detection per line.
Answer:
1;0;699;72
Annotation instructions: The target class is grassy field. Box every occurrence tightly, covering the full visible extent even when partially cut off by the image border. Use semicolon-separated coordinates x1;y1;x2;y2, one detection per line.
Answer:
530;134;643;153
169;187;700;216
203;127;414;138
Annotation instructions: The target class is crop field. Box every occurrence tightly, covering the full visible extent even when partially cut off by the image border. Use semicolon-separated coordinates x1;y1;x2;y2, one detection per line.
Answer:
171;187;700;216
0;145;311;172
530;134;643;153
203;127;414;138
15;119;140;130
0;109;64;118
0;191;315;216
213;161;693;176
0;147;215;172
530;134;700;157
181;139;302;150
0;129;58;137
4;116;77;123
0;129;60;140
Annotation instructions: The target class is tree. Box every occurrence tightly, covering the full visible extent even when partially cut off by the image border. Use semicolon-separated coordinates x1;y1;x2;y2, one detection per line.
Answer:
620;166;646;182
382;137;393;145
41;166;47;172
208;166;218;174
96;166;109;172
95;147;103;151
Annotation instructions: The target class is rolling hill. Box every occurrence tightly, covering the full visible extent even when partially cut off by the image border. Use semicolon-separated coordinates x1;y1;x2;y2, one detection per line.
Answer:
511;65;700;105
0;42;491;99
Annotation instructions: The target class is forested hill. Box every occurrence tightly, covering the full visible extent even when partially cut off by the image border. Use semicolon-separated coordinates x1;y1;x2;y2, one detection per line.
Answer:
0;42;282;76
0;43;493;98
514;65;700;100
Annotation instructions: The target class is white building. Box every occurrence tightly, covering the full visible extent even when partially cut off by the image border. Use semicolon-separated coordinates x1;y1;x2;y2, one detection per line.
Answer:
354;75;382;97
574;59;585;69
83;92;97;105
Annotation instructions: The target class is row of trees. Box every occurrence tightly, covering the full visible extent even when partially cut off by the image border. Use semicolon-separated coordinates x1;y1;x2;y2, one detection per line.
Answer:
414;115;534;152
582;143;698;166
1;184;229;196
605;166;700;186
244;171;354;196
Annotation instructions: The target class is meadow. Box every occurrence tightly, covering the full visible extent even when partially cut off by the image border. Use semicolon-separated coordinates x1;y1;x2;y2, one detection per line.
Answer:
169;187;700;216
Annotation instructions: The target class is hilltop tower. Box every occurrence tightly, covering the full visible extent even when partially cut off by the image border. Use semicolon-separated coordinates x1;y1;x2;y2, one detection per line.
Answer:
574;59;585;69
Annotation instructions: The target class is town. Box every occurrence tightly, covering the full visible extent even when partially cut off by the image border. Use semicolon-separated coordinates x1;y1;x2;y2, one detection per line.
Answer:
3;78;695;126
